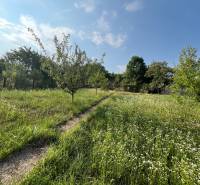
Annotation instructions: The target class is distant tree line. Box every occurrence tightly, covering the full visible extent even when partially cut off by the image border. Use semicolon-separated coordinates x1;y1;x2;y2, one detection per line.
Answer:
0;47;56;89
122;56;174;94
0;31;199;101
121;46;200;101
0;33;111;102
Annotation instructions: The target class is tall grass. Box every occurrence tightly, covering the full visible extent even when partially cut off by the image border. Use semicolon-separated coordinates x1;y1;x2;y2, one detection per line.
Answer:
0;89;109;160
20;93;200;185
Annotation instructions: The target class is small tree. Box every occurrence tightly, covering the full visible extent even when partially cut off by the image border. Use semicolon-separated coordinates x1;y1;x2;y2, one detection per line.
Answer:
29;28;88;102
87;54;108;95
0;58;18;89
2;64;17;89
112;74;124;90
89;69;107;95
173;47;200;100
48;35;87;102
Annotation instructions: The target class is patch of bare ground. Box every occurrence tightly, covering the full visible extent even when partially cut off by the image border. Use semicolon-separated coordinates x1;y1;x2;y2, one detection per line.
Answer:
0;145;48;185
0;94;111;185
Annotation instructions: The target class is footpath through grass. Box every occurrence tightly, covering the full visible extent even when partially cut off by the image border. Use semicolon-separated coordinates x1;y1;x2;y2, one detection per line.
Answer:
0;89;109;160
20;93;200;185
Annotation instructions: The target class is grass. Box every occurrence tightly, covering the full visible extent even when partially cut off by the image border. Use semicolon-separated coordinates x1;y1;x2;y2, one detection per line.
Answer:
0;88;109;160
20;93;200;185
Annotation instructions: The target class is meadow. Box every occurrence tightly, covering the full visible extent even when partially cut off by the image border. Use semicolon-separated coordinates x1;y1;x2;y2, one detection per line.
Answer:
20;93;200;185
0;89;109;160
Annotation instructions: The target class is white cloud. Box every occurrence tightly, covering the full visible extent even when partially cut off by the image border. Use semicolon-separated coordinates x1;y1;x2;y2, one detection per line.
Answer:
40;24;75;40
91;32;126;48
20;15;41;38
0;14;126;52
91;32;104;45
125;0;143;12
77;30;86;40
74;0;95;13
0;18;13;28
105;33;126;48
20;15;37;29
117;65;126;73
0;16;37;47
97;11;110;32
94;10;126;48
0;15;76;54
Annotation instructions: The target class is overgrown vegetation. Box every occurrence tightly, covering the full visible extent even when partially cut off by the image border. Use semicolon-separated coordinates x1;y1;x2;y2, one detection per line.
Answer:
0;32;111;103
1;41;200;101
0;47;55;89
145;62;173;93
173;47;200;100
20;93;200;185
0;89;109;160
0;8;200;185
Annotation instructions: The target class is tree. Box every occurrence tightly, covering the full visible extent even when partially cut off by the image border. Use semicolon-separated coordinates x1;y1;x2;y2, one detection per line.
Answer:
173;47;200;100
145;61;173;93
0;58;6;88
124;56;147;92
113;74;124;89
42;35;88;102
89;70;107;95
0;57;18;89
29;28;89;102
88;61;108;95
105;73;116;90
5;47;53;89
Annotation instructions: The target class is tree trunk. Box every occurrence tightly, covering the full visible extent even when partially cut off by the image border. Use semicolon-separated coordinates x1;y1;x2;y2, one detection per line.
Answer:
71;93;74;103
32;79;35;89
3;78;6;88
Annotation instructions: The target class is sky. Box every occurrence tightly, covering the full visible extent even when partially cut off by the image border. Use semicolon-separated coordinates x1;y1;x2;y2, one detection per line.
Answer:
0;0;200;73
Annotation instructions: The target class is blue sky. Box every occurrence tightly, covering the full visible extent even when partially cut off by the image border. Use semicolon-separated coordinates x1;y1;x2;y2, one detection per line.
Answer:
0;0;200;73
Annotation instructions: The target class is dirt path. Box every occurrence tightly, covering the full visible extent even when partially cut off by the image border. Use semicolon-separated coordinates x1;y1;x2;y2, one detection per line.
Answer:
0;146;48;185
59;95;110;132
0;95;111;185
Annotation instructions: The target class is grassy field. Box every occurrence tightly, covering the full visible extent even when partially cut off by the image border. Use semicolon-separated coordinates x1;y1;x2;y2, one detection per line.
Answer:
20;93;200;185
0;89;109;160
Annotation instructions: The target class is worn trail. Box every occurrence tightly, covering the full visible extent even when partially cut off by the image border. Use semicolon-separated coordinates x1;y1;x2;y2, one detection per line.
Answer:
0;95;111;185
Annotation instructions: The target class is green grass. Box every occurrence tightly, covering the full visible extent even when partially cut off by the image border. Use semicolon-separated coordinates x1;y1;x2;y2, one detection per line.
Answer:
20;93;200;185
0;88;109;160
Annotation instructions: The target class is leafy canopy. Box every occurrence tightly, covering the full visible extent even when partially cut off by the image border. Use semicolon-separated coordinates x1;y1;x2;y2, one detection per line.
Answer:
173;47;200;100
124;56;147;92
43;34;88;101
145;61;173;93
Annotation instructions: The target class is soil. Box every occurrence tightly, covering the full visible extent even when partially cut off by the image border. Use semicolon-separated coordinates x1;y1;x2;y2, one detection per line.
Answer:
0;95;111;185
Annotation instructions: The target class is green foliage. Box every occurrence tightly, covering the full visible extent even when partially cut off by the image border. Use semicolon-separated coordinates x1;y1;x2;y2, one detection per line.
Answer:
0;47;55;89
0;59;6;87
21;94;200;185
0;89;109;160
124;56;147;92
113;74;124;89
86;55;109;94
0;57;17;89
50;35;88;102
173;47;200;100
145;61;173;93
29;29;106;102
89;67;107;94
